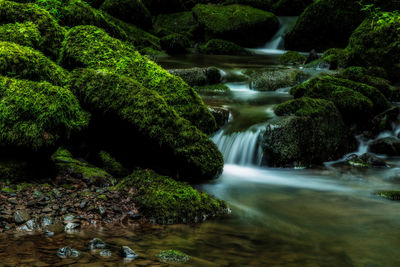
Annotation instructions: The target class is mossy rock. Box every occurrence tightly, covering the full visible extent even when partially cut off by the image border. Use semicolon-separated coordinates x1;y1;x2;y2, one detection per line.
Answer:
116;169;229;224
143;0;206;15
263;97;355;167
67;68;223;180
223;0;273;11
346;13;400;81
194;84;230;95
160;33;190;54
199;39;250;55
0;41;68;86
314;48;349;70
290;75;389;124
192;4;279;47
0;21;42;49
279;51;306;65
0;76;88;152
52;148;113;186
375;190;400;201
284;0;365;52
169;67;221;87
97;151;129;178
247;68;309;91
154;11;200;39
60;25;216;133
272;0;313;15
157;249;190;263
0;0;66;59
100;0;152;29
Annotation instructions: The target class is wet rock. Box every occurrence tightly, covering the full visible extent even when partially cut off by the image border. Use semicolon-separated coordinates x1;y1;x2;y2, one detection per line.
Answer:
208;107;230;128
375;191;400;201
359;153;387;167
89;238;106;250
56;247;80;258
99;249;112;257
369;137;400;156
98;206;106;216
168;67;221;87
157;249;190;263
65;222;80;231
121;246;138;259
14;210;30;224
247;68;309;91
305;49;319;64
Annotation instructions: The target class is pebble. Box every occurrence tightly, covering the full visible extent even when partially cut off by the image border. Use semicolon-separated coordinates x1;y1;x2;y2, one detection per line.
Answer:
99;249;112;257
121;246;139;259
89;238;106;250
56;247;80;258
14;210;30;224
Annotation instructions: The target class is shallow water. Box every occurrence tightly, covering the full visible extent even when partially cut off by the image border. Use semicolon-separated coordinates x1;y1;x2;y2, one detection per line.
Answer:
2;55;400;266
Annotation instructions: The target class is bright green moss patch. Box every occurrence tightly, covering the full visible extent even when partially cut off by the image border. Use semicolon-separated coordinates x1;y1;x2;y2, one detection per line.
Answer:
192;4;279;47
67;68;223;180
60;26;216;133
98;150;129;178
51;148;113;186
0;76;88;151
0;41;68;86
279;51;306;65
0;21;42;49
199;39;250;55
116;169;229;224
375;191;400;201
274;97;337;118
157;249;190;263
0;0;66;58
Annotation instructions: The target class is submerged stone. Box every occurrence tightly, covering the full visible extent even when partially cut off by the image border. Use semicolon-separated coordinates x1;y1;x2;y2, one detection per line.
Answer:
89;238;106;250
99;249;112;257
56;247;80;258
369;137;400;156
14;210;30;224
121;246;138;259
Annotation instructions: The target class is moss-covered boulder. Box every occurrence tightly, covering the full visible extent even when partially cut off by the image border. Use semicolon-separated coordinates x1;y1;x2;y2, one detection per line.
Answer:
199;39;250;55
369;137;400;156
168;67;221;86
307;48;349;70
143;0;205;15
0;41;68;86
290;75;390;124
68;68;223;180
192;4;279;47
160;33;190;54
279;51;306;65
97;151;129;178
51;148;113;186
346;13;400;81
0;76;88;153
247;68;309;91
284;0;365;52
0;21;42;49
59;25;216;133
100;0;152;29
272;0;313;15
375;190;400;201
263;97;355;167
0;0;66;58
116;169;229;224
154;11;200;39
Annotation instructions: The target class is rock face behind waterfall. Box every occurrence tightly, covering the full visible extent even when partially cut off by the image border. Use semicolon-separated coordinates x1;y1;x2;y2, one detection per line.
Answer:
263;98;356;167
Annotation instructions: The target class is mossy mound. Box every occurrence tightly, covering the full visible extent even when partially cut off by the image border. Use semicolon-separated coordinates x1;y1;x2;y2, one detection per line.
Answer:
51;148;113;186
284;0;365;52
97;151;129;178
157;250;190;263
317;48;349;70
100;0;152;29
192;4;279;47
0;41;68;86
0;76;88;152
290;75;389;124
160;33;190;54
0;21;42;49
279;51;306;65
346;13;400;81
247;68;308;91
154;11;200;39
68;68;223;180
116;169;229;224
263;97;354;167
60;25;216;133
199;39;250;55
272;0;313;16
0;0;66;58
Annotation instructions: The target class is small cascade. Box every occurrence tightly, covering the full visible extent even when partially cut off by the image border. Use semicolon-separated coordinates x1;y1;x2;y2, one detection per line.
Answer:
212;125;264;166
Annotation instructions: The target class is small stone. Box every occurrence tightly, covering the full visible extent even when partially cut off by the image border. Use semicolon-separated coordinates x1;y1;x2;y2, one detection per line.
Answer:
65;222;80;231
99;249;112;257
42;207;52;213
8;198;18;205
14;210;30;224
121;246;138;259
98;206;106;216
79;200;87;209
42;216;52;227
56;247;80;258
89;238;106;250
52;205;60;210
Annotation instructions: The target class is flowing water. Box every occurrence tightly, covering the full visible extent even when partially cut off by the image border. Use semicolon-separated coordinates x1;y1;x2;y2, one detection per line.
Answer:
3;50;400;266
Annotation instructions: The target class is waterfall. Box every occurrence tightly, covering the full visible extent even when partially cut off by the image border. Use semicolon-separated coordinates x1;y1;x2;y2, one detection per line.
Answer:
212;125;264;166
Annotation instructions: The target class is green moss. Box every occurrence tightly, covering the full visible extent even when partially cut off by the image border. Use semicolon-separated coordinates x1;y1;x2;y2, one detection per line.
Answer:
98;150;129;178
194;84;230;95
274;97;337;117
279;51;306;65
157;249;190;263
97;194;107;200
199;39;250;55
1;186;14;193
0;41;68;86
0;76;88;151
16;182;34;191
67;68;223;180
192;4;279;47
319;48;349;69
0;21;42;49
100;0;152;29
223;0;272;11
375;190;400;201
0;0;66;59
139;47;167;57
160;33;190;54
52;148;113;186
154;11;199;39
60;26;216;133
116;169;229;224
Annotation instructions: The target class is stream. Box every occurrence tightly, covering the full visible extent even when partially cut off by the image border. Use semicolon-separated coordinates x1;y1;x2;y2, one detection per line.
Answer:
2;18;400;267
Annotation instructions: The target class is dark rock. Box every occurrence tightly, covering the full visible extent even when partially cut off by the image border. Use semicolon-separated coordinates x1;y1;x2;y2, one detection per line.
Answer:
121;246;138;259
14;210;30;224
168;67;221;87
208;107;230;128
369;137;400;156
100;249;112;257
359;153;387;167
56;247;80;258
89;238;106;250
305;50;319;64
98;206;106;216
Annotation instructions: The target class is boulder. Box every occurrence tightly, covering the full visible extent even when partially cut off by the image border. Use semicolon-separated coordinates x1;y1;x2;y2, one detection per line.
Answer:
199;39;251;55
168;67;221;86
192;4;279;47
369;137;400;156
0;21;42;50
279;51;306;65
247;68;309;91
160;33;190;54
